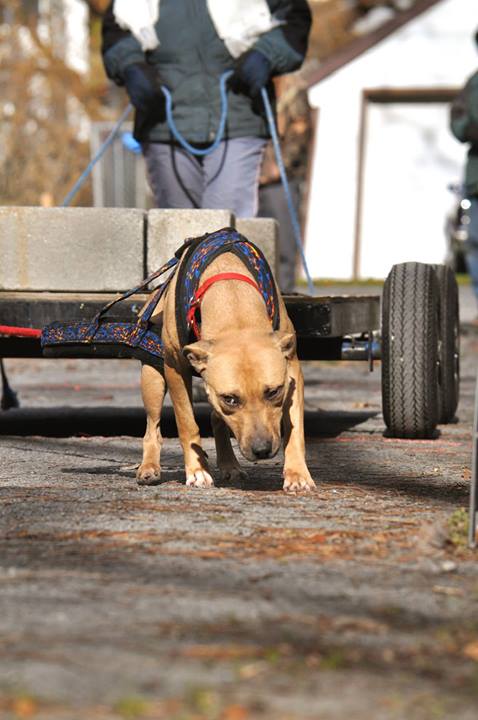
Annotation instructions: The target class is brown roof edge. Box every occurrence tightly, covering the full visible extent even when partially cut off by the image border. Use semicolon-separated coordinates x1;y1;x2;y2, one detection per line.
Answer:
306;0;442;88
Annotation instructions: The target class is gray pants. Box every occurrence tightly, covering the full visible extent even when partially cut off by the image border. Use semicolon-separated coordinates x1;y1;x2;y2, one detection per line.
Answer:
143;138;266;218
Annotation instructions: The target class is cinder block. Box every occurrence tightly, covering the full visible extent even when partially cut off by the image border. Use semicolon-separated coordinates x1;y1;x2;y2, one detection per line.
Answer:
235;217;278;277
0;207;145;291
147;209;234;273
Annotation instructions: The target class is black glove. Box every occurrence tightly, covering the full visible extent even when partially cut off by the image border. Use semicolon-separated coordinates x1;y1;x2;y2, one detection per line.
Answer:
230;49;271;98
123;62;163;113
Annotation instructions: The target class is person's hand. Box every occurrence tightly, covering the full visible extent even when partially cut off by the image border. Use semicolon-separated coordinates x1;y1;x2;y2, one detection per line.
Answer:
230;50;271;98
123;62;163;113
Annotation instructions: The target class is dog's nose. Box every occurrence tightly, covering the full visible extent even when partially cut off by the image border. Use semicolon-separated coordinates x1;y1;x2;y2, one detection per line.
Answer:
251;438;273;459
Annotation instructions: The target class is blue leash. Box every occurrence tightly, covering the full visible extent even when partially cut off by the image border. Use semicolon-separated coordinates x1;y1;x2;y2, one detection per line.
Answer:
161;70;233;157
61;72;315;294
162;73;314;294
61;103;133;208
260;87;315;296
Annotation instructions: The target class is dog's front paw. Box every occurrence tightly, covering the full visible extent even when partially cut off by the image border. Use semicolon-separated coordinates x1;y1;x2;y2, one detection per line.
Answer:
136;463;161;486
283;469;316;494
186;469;215;488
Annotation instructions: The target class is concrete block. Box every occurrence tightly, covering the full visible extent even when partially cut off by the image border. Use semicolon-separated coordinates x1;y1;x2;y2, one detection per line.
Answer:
235;217;278;277
0;207;145;292
147;209;234;273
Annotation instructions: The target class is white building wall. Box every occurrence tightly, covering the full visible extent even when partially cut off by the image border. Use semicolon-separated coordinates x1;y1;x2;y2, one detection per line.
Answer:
63;0;89;74
38;0;89;73
359;102;463;277
306;0;477;279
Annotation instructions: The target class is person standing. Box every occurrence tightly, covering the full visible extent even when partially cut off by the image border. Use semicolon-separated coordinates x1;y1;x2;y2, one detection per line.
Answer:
101;0;311;219
450;29;478;314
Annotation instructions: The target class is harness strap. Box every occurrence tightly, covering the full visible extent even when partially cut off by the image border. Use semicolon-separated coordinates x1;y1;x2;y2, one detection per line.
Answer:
84;255;178;342
186;272;262;340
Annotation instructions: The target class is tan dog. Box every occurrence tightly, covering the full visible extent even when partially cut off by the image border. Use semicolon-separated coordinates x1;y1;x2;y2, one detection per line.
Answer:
137;239;315;493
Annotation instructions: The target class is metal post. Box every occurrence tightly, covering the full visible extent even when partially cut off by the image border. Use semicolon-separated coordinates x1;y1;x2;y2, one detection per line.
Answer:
469;367;478;548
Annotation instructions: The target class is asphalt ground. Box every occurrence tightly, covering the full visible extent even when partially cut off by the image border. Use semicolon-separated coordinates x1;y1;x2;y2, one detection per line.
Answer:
0;285;478;720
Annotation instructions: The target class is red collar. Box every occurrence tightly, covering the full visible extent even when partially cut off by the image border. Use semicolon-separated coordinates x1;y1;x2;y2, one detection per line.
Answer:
186;272;262;339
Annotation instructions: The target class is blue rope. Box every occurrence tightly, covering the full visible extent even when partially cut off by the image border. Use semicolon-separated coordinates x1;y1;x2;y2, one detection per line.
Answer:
61;72;315;294
260;87;315;296
160;70;233;157
161;72;314;294
61;104;133;207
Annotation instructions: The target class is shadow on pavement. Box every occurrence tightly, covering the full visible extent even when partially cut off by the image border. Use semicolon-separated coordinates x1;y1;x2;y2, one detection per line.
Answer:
0;406;378;438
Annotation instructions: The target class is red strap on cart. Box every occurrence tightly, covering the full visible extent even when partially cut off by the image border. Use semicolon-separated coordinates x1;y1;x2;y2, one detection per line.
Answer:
0;325;42;338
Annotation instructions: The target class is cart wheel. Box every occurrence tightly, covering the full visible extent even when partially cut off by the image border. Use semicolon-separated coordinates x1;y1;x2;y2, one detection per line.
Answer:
381;262;439;438
433;264;460;423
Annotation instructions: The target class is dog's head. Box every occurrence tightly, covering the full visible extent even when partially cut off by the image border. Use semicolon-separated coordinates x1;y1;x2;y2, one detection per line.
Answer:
184;329;295;461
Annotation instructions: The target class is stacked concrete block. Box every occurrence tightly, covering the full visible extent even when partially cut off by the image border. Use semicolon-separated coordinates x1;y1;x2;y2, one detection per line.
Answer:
147;209;234;273
235;217;279;277
0;207;279;292
0;207;145;292
147;209;278;276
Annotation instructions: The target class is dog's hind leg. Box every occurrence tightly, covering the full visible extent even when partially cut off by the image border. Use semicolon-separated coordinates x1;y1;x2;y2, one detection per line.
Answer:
282;357;316;493
137;363;166;485
164;362;214;488
211;410;248;484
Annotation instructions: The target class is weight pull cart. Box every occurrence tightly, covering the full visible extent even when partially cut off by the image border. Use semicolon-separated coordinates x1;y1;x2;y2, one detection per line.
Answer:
2;77;461;440
0;259;460;443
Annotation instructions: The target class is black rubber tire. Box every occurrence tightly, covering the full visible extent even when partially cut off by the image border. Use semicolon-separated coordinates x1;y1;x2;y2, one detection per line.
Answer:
381;262;439;438
433;264;460;423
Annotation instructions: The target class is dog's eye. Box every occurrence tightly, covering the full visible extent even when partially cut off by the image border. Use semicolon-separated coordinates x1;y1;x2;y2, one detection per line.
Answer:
221;394;240;408
264;385;284;401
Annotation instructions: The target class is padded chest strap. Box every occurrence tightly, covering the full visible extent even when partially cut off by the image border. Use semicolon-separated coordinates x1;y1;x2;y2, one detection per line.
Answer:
186;272;262;340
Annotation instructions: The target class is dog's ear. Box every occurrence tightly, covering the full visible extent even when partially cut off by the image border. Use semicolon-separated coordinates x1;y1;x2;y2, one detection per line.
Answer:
274;331;296;360
183;340;212;374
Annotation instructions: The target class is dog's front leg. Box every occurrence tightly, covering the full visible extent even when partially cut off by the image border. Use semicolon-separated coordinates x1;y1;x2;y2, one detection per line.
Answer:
282;357;316;493
137;363;166;485
165;362;214;488
211;411;247;484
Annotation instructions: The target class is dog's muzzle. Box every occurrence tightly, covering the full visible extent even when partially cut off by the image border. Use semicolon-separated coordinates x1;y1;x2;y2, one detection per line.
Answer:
250;438;273;460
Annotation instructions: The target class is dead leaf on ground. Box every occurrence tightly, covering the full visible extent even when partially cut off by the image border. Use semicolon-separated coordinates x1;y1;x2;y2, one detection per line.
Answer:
180;644;261;660
8;697;38;718
463;640;478;661
432;585;464;597
221;704;249;720
238;661;268;679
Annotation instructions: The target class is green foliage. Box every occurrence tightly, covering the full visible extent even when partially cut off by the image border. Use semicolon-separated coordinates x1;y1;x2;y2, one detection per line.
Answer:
185;687;220;717
448;508;469;548
114;696;150;719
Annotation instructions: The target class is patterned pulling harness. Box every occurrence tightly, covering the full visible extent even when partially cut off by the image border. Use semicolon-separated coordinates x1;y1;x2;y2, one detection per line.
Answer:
176;227;280;347
41;228;279;368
